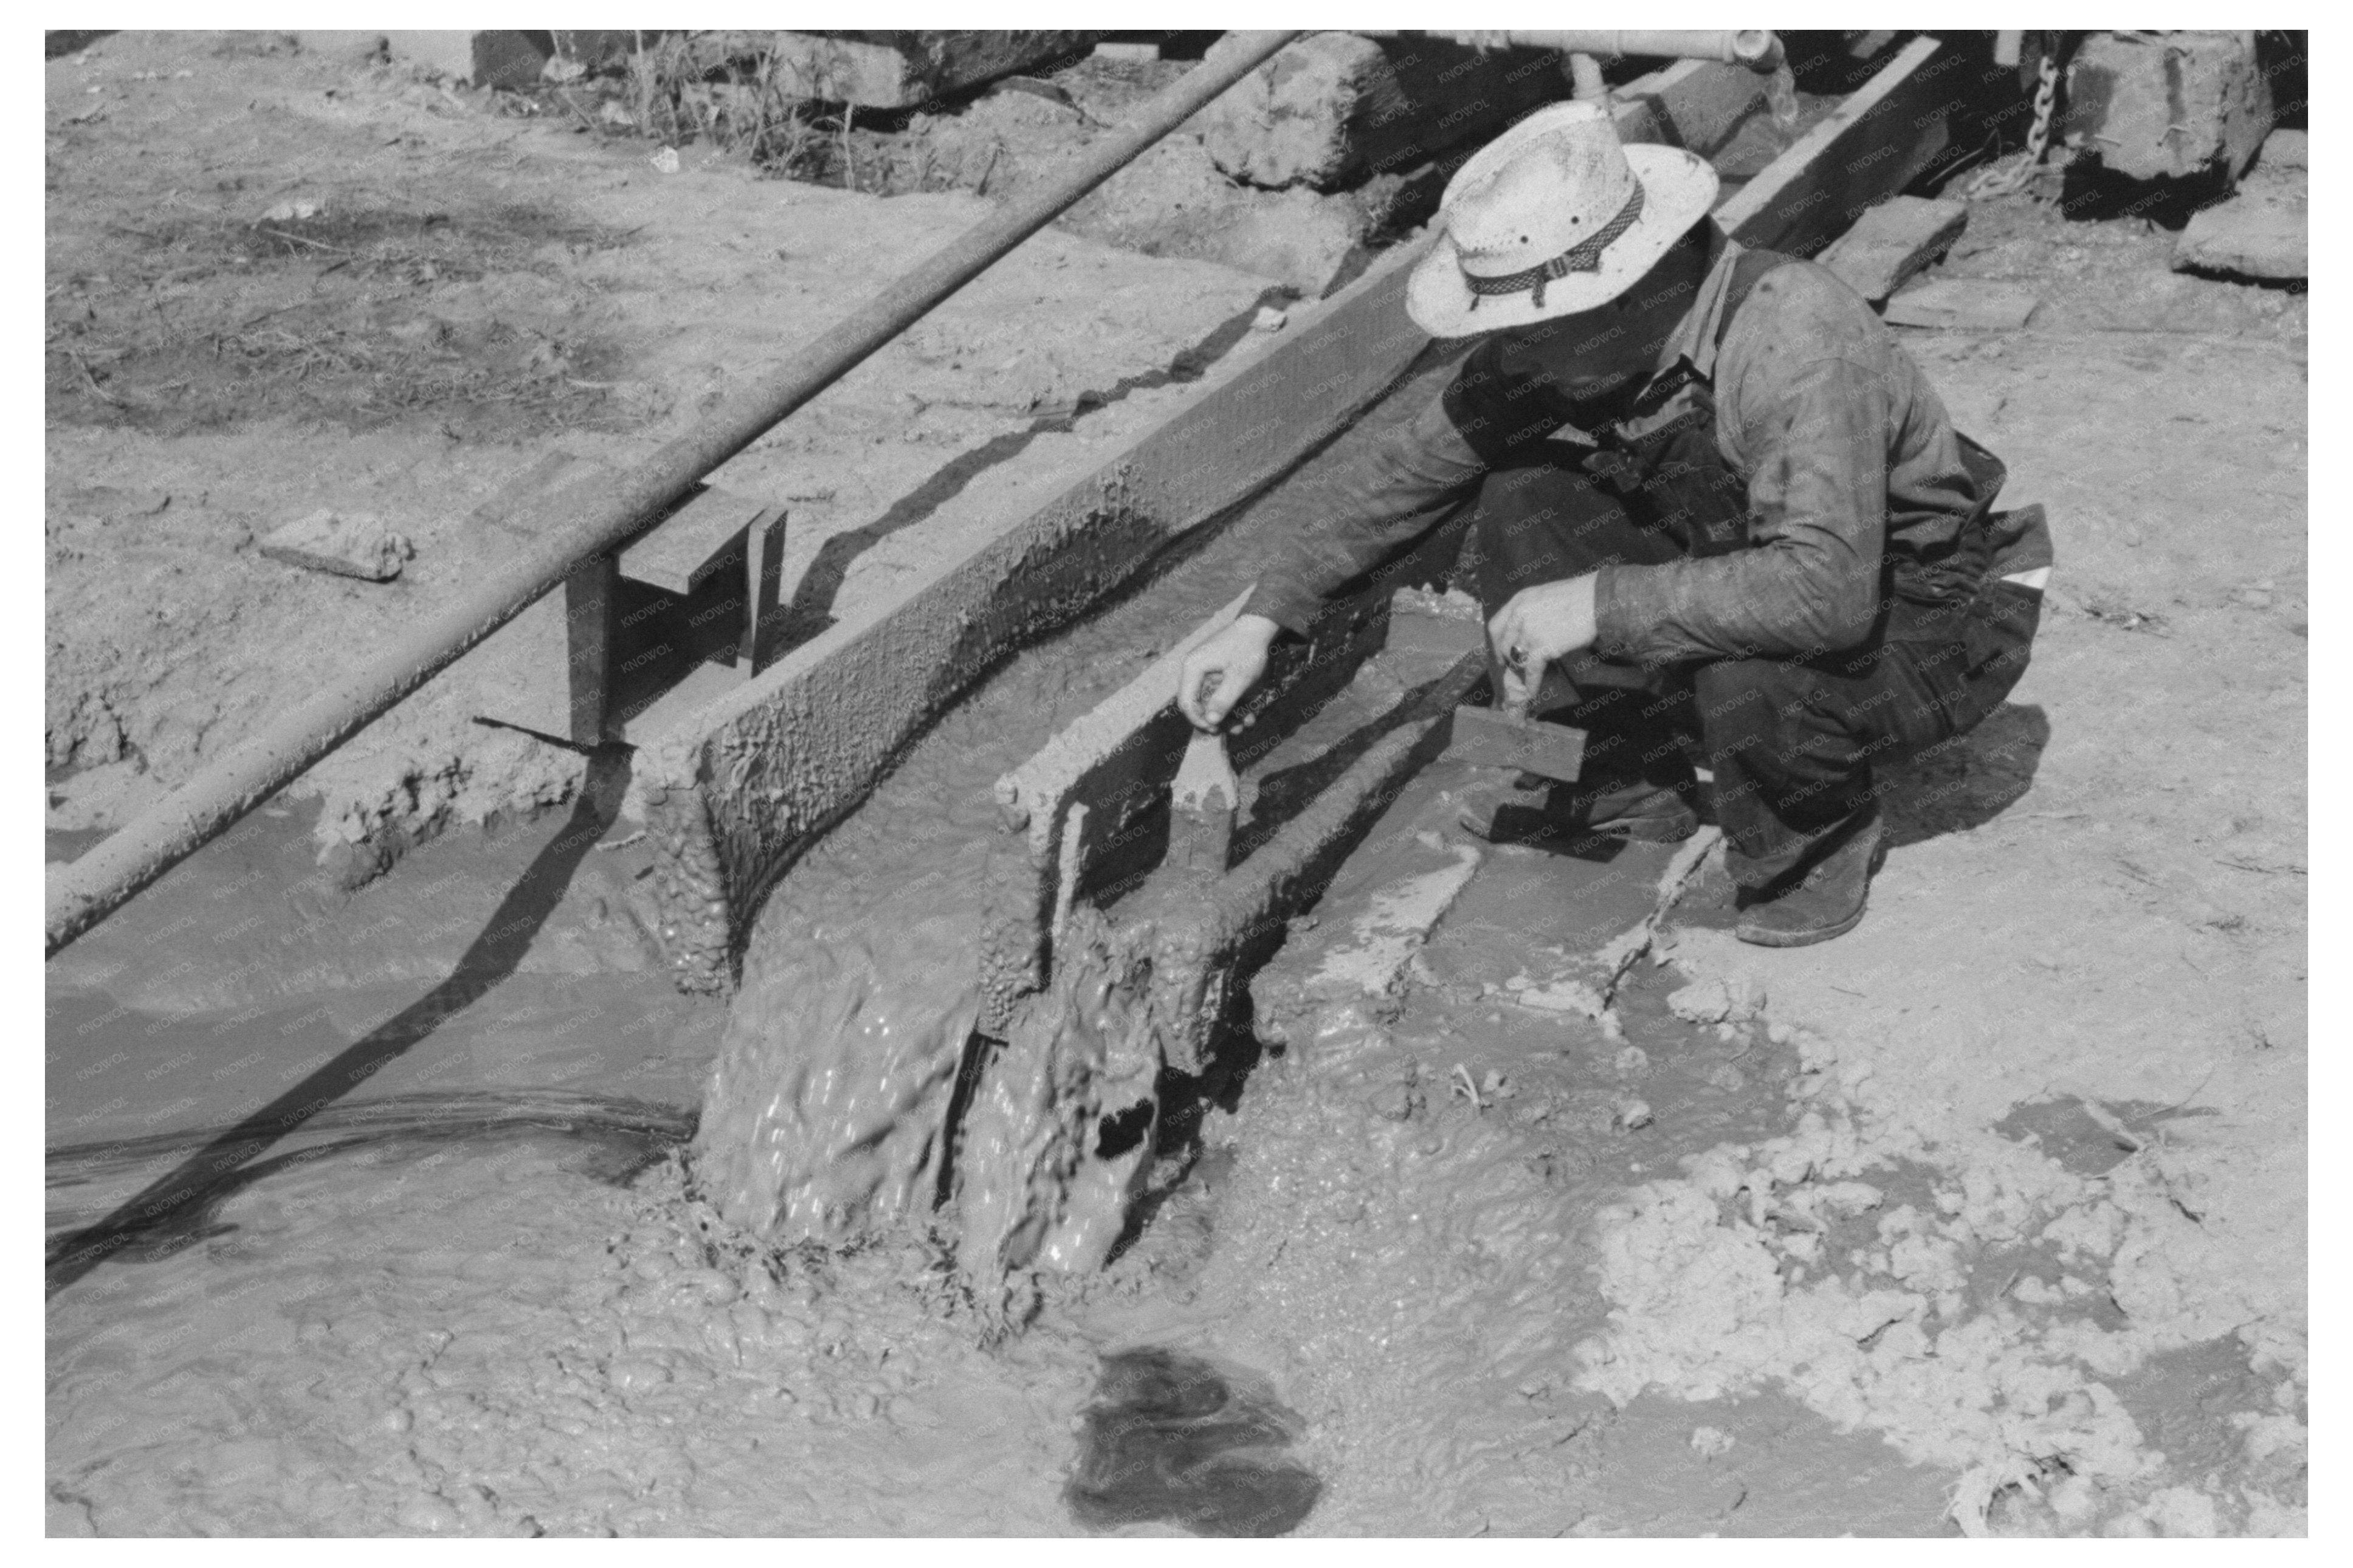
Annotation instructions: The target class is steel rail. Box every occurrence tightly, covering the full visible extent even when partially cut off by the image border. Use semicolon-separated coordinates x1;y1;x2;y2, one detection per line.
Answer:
45;30;1303;957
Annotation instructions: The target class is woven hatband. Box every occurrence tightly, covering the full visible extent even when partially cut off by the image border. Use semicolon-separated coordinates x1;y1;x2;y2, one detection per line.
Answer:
1462;184;1646;314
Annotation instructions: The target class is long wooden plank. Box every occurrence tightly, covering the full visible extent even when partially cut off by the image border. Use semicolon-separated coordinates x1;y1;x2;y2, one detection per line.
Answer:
636;238;1436;991
1714;35;1953;258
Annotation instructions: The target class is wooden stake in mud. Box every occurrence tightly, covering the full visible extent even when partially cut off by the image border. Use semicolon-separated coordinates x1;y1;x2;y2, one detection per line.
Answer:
43;30;1303;958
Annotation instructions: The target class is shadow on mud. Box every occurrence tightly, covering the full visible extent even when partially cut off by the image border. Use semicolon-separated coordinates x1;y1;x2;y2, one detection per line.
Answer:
1066;1346;1322;1537
46;1088;694;1262
44;749;639;1296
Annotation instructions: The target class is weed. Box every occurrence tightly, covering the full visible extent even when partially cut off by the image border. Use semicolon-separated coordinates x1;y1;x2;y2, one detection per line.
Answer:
607;32;833;181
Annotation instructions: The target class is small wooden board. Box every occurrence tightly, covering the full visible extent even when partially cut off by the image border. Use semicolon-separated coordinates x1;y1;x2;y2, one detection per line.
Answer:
1445;704;1586;784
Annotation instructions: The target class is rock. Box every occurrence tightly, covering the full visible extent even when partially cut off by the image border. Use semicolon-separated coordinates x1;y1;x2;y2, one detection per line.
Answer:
2257;128;2306;171
1690;1425;1736;1459
1817;195;1969;305
697;30;1098;110
1614;1098;1653;1132
1094;41;1160;64
1667;978;1734;1025
1883;278;2042;331
1202;186;1369;297
381;30;554;91
2172;183;2305;281
259;509;415;581
1728;975;1767;1021
991;75;1076;112
1199;30;1563;192
2061;31;2272;184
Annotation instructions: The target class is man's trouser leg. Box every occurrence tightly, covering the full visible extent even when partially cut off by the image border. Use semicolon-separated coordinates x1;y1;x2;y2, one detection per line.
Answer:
1693;585;2042;891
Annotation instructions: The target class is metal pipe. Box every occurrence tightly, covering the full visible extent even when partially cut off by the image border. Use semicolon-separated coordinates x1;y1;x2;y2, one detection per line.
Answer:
43;29;1303;958
1365;29;1784;74
1566;51;1608;104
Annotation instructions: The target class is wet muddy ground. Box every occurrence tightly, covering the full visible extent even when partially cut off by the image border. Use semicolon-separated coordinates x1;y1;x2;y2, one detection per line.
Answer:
49;29;2304;1543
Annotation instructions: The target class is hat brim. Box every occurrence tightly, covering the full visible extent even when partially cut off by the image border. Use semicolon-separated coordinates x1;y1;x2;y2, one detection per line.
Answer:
1405;144;1721;339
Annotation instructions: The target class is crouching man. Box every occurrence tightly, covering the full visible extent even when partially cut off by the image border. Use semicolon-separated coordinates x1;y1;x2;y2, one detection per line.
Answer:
1180;101;2050;947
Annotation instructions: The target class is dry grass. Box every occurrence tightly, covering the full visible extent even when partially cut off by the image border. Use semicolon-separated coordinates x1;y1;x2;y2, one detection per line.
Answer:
536;31;840;182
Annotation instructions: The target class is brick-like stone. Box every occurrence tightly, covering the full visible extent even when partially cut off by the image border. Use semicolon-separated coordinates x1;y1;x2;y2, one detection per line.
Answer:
1817;195;1969;304
2172;184;2305;281
260;509;415;582
2258;127;2306;171
2061;30;2273;183
1199;30;1565;191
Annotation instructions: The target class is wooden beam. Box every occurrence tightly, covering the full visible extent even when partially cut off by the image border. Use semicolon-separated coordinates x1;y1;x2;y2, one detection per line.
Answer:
563;554;618;745
1715;35;1954;258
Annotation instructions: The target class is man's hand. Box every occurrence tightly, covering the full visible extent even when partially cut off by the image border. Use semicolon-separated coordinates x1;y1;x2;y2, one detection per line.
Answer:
1487;574;1600;711
1178;613;1280;730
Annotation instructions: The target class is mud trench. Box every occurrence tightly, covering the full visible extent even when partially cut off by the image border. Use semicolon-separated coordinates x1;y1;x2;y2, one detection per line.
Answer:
47;326;2292;1538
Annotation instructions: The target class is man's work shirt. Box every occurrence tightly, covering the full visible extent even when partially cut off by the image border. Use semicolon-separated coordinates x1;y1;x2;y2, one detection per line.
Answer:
1242;235;2023;667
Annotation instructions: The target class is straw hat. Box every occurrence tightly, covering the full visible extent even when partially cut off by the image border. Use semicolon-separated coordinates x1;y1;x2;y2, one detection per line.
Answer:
1406;100;1720;338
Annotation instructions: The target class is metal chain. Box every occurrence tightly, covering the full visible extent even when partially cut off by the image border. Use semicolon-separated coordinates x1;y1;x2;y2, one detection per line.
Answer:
1967;45;2061;199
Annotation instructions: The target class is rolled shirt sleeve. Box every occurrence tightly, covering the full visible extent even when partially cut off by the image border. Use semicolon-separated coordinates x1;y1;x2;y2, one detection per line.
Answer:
1593;353;1893;665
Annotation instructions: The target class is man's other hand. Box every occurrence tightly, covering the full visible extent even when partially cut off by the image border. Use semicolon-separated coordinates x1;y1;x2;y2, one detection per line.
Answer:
1178;614;1280;731
1488;574;1600;710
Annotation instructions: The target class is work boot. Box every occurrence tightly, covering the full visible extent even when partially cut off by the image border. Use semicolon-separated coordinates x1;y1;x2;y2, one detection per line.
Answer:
1455;773;1698;846
1734;806;1887;948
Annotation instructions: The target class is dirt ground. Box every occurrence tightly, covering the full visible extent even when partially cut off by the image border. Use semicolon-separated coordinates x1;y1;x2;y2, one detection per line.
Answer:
44;30;1281;877
47;29;2306;1541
